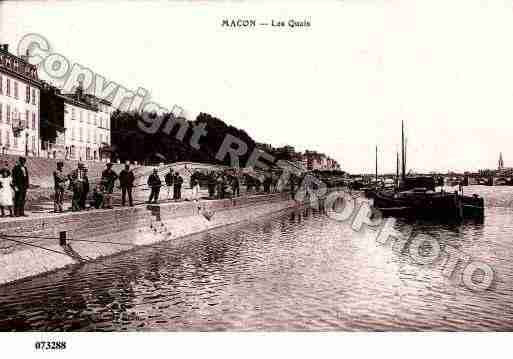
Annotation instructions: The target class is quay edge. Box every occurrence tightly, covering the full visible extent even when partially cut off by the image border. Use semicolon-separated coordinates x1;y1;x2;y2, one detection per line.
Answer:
0;190;342;287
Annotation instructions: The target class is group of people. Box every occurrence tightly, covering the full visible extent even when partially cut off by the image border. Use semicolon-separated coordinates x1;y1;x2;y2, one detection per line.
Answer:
53;162;136;212
205;171;240;199
245;172;285;194
0;158;305;218
203;169;293;200
0;157;30;217
146;168;184;204
146;168;249;203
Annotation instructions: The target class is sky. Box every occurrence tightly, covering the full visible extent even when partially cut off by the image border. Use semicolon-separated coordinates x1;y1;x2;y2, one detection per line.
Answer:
1;0;513;173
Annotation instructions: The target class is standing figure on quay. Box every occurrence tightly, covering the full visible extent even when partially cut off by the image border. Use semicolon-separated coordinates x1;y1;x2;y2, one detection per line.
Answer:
0;167;14;217
244;173;253;193
101;163;118;209
207;171;217;198
231;172;240;197
254;176;262;193
68;163;89;212
147;168;162;204
53;161;67;213
289;173;297;196
165;168;174;200
91;184;105;209
216;173;226;199
190;170;201;201
271;172;279;193
263;173;272;193
119;164;135;207
173;172;183;200
12;156;29;217
79;167;90;210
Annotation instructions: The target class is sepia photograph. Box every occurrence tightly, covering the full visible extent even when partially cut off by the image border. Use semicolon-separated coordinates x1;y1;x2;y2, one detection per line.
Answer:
0;0;511;357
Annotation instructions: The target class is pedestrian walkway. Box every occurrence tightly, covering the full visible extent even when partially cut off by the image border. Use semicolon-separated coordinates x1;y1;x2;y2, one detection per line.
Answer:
0;186;280;224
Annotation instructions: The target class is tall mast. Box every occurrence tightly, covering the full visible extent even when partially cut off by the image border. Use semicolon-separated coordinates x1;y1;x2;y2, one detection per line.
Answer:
405;136;408;174
396;151;399;189
375;145;378;186
401;121;406;181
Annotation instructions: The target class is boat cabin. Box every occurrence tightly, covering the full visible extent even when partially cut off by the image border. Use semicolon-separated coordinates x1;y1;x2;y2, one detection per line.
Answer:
400;176;436;192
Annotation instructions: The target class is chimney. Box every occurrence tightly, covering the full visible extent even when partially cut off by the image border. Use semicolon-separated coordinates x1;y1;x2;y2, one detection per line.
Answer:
75;79;84;99
20;49;29;62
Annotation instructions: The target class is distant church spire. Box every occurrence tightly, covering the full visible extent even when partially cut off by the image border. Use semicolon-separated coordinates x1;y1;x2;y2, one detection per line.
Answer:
499;152;504;170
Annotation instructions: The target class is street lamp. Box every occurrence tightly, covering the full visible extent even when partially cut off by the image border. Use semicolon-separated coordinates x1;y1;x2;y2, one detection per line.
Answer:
11;113;28;156
25;131;29;157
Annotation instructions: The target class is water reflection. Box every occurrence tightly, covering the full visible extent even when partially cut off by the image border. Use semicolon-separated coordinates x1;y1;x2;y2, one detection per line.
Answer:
1;186;513;331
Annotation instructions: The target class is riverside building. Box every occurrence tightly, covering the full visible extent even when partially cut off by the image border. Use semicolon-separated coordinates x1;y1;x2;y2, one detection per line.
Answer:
0;44;42;156
40;81;113;162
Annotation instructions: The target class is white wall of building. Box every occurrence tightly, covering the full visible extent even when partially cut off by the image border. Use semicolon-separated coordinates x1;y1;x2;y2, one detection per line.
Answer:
63;101;111;162
0;72;40;156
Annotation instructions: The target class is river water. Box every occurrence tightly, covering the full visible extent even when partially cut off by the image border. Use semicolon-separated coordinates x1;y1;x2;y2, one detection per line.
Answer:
1;185;513;331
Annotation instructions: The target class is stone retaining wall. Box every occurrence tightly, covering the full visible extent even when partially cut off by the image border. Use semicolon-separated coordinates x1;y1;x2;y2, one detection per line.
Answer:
0;192;296;286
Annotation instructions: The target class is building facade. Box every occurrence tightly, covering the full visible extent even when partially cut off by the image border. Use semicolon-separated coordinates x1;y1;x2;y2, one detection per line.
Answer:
303;150;340;171
62;94;112;161
40;82;112;162
0;44;42;157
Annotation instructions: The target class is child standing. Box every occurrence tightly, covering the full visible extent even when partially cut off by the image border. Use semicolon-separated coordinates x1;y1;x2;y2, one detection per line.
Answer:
0;170;14;217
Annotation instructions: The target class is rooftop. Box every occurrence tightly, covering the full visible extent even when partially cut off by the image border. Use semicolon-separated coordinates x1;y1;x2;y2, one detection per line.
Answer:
0;43;41;86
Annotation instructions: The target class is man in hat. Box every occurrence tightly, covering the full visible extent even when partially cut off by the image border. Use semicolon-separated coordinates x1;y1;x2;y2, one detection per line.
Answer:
12;157;29;216
207;171;217;198
80;167;90;210
231;172;240;197
119;164;135;206
53;161;67;213
101;162;118;209
173;172;183;200
68;162;89;211
147;168;162;204
164;168;174;200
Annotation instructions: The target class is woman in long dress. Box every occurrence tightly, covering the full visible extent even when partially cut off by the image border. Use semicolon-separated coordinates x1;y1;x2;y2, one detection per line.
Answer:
0;171;14;217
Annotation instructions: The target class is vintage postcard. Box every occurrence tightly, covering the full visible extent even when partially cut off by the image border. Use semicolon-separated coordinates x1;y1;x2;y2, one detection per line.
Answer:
0;0;510;357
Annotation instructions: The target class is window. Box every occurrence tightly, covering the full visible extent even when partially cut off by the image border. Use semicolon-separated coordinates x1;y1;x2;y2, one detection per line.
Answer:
0;75;2;94
79;128;83;142
6;78;10;96
26;85;30;103
71;128;75;141
13;134;17;148
32;112;35;130
25;110;29;128
71;107;75;120
0;103;2;123
6;105;10;124
5;130;9;146
79;110;83;122
13;81;18;99
32;89;36;105
32;136;35;150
